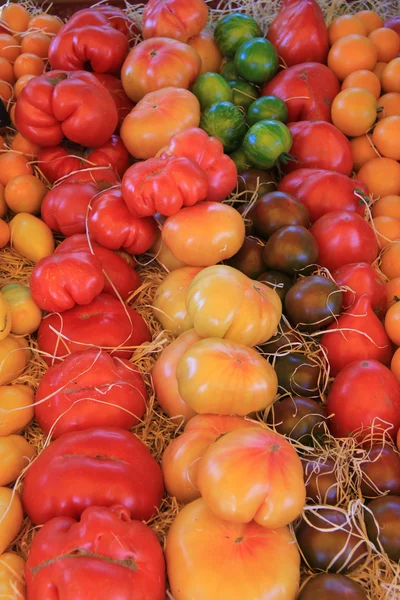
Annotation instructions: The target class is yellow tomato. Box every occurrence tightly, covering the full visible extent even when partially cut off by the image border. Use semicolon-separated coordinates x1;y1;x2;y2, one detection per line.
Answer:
0;384;34;436
150;234;188;271
1;283;42;335
0;487;23;555
9;212;54;262
0;293;11;342
152;266;202;335
0;434;35;485
0;552;25;597
0;335;31;386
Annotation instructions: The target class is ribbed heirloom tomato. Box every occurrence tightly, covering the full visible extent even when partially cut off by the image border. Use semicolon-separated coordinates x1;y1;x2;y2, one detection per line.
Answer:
142;0;208;42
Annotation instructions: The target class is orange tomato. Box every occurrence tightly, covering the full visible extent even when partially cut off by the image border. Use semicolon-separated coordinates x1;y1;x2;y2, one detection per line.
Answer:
9;103;16;126
0;4;30;35
0;151;33;186
20;31;51;58
0;184;6;218
0;219;10;248
380;242;400;279
152;329;201;423
372;195;400;220
13;52;44;78
176;338;278;414
372;116;400;160
9;212;55;262
0;33;20;62
331;88;377;136
0;553;25;597
13;73;35;97
373;61;388;81
0;383;34;436
5;173;47;214
162;202;245;267
166;498;300;600
0;56;15;84
162;414;260;504
391;346;400;383
369;27;400;63
358;157;400;198
328;15;367;45
0;487;23;555
149;233;187;271
350;134;379;171
187;30;223;74
0;80;13;104
0;335;31;386
120;87;200;159
372;215;400;248
378;92;400;119
327;34;378;81
0;434;35;486
142;0;208;42
381;58;400;93
28;13;63;36
386;277;400;309
10;131;40;158
356;10;384;34
341;69;381;98
385;301;400;345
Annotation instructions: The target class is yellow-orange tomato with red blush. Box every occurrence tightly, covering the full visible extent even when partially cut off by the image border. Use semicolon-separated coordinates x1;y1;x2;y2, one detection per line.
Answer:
187;30;223;73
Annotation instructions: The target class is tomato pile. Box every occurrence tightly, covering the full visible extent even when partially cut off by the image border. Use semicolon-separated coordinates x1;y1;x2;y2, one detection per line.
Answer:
0;0;399;597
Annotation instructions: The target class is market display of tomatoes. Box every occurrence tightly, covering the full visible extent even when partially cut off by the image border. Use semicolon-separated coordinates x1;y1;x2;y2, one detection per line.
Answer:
0;0;399;598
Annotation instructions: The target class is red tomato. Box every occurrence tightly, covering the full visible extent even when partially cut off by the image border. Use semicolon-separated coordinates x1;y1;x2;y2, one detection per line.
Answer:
62;167;119;186
160;127;237;203
327;359;400;439
142;0;208;42
333;262;387;317
286;121;353;176
262;63;340;123
35;349;147;438
121;156;208;217
48;7;130;74
86;135;130;179
22;427;164;525
310;211;379;272
88;187;159;254
93;73;135;131
37;146;81;184
15;70;118;148
38;293;150;365
26;504;165;600
278;169;368;222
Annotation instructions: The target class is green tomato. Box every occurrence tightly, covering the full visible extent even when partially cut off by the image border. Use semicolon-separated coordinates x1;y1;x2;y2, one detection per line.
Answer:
243;120;292;170
247;96;288;126
220;59;239;82
229;79;259;111
234;38;278;85
214;13;262;58
191;72;233;110
200;101;247;154
229;146;251;173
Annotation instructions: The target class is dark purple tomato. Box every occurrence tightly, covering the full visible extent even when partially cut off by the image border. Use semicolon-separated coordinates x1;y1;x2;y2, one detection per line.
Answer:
298;574;368;600
250;190;310;239
274;352;322;397
303;457;340;505
360;444;400;498
266;396;326;444
284;275;343;332
236;168;276;202
237;204;257;236
259;320;302;354
257;270;293;301
226;235;265;278
263;225;319;275
364;495;400;562
296;507;368;573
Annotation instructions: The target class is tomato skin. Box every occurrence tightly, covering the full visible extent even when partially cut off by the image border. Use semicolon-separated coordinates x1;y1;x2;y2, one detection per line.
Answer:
286;121;353;176
121;156;208;218
187;31;223;74
93;73;135;131
26;504;165;600
0;553;25;598
37;146;81;184
327;359;400;439
333;262;387;317
41;181;100;236
385;301;400;346
15;70;118;148
142;0;208;42
35;349;147;438
88;187;159;254
310;211;379;272
86;135;130;179
278;168;367;222
38;293;151;365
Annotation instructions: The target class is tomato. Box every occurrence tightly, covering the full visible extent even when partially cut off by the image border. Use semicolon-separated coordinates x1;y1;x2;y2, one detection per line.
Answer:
38;293;150;365
278;168;367;222
176;338;278;415
191;72;232;110
229;79;259;111
226;236;265;279
333;262;387;317
0;434;34;485
121;156;208;218
0;336;31;386
365;496;400;562
185;265;282;346
200;101;247;153
243;119;292;170
162;202;245;267
142;0;208;42
0;384;34;436
93;73;134;131
0;152;33;187
286;121;353;176
268;396;326;444
220;58;239;81
327;359;400;439
0;487;23;554
166;498;300;600
229;146;251;173
49;7;129;74
384;16;400;37
234;37;278;85
331;88;378;137
150;234;188;272
267;0;328;66
41;181;99;236
37;146;83;184
84;135;130;179
9;212;55;263
35;349;147;438
120;87;200;159
187;31;223;74
274;352;322;397
0;553;25;598
385;300;400;346
247;95;288;126
23;427;164;525
359;443;400;497
0;293;10;341
310;211;379;272
26;504;165;600
121;38;201;103
214;13;262;58
15;70;118;148
263;225;319;275
300;574;367;599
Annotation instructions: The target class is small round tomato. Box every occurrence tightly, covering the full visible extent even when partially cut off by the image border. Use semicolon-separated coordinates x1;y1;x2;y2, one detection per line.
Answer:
331;88;377;137
385;301;400;346
9;212;55;263
0;384;34;436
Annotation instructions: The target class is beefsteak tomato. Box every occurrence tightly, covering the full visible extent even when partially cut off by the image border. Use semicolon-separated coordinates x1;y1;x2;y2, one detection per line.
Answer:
93;73;135;130
333;262;387;317
142;0;208;42
22;427;164;525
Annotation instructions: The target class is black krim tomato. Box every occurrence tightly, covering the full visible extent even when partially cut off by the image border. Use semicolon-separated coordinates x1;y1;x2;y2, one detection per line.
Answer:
226;236;265;279
257;270;293;302
284;275;343;332
236;204;257;236
263;225;319;275
266;396;326;444
360;444;400;498
236;168;276;202
274;352;322;397
250;191;310;239
364;496;400;562
303;457;340;505
259;320;302;354
296;507;368;573
298;574;368;600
